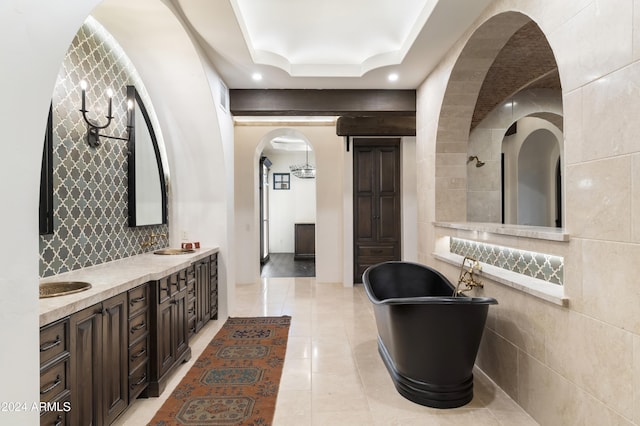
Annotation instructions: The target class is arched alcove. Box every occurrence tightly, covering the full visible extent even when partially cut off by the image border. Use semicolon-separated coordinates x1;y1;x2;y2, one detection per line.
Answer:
436;12;563;227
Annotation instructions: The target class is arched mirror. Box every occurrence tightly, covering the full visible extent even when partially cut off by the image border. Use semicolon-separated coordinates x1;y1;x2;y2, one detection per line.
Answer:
127;85;167;227
465;20;563;227
501;117;562;227
39;104;54;235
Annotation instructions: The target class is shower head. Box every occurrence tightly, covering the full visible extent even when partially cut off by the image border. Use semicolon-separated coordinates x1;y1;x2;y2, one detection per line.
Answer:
467;155;485;168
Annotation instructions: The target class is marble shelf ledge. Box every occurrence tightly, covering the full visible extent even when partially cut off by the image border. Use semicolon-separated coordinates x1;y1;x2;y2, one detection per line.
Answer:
39;247;219;327
434;222;570;242
434;251;569;307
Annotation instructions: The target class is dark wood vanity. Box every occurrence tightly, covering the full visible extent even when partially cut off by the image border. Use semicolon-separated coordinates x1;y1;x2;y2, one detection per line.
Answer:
39;250;219;425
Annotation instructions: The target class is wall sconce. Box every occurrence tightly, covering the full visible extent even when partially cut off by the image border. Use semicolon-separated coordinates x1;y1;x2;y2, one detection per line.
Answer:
79;80;133;148
467;155;485;168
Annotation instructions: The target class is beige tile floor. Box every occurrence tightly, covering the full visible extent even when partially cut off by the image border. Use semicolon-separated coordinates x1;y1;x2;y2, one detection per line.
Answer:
115;277;538;425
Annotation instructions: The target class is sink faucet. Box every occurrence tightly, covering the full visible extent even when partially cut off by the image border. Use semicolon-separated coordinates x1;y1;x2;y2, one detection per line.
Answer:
453;256;483;296
141;233;167;249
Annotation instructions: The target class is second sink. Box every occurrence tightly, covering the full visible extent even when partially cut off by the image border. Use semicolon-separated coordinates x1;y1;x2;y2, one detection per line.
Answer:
153;248;196;255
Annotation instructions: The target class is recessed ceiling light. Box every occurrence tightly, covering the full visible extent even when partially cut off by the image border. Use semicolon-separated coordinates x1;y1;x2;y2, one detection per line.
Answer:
388;73;399;82
252;72;263;81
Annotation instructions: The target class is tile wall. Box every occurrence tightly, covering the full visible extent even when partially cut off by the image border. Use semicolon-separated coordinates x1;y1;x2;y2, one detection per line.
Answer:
39;18;168;277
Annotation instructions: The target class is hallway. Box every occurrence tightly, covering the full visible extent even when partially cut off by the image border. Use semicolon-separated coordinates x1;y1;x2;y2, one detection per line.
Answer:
261;253;316;278
116;278;537;425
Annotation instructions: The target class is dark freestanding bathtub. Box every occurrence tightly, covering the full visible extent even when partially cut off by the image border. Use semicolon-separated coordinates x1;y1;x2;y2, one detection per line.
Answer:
362;261;497;408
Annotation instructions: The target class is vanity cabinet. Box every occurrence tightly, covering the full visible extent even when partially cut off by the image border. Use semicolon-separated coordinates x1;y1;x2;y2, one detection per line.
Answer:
187;255;218;337
69;292;128;426
39;318;71;425
39;249;218;423
148;268;191;397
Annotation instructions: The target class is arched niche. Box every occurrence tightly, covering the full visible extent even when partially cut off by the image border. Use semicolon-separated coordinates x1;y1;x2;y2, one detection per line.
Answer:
501;122;562;227
436;12;563;228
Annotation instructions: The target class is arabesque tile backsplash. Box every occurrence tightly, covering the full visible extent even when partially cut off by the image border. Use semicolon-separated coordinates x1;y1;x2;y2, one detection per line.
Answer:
450;237;563;285
39;18;168;277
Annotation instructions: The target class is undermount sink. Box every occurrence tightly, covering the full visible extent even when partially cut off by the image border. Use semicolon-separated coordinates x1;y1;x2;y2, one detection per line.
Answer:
153;248;196;255
39;281;92;298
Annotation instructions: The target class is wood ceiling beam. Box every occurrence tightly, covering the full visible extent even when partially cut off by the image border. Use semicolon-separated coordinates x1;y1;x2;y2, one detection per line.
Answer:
229;89;416;116
336;116;415;136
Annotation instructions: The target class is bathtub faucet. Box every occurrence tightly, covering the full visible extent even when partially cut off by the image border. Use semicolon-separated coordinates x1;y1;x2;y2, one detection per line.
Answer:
454;256;483;296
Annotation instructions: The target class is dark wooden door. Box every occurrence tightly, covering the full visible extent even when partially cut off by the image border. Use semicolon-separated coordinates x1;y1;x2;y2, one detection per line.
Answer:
353;138;401;282
102;293;128;425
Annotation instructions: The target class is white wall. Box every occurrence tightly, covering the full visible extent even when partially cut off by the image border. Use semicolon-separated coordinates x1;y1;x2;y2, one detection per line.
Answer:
0;1;103;422
266;150;316;253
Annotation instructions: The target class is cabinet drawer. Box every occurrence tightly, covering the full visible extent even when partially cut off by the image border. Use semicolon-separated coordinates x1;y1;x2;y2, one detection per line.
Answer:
357;245;396;257
39;395;70;426
157;277;171;303
40;359;69;403
187;281;196;300
128;284;149;317
128;310;148;344
129;336;149;374
176;269;188;292
209;256;217;277
186;264;196;283
40;320;68;367
188;317;196;337
187;299;196;320
129;363;148;403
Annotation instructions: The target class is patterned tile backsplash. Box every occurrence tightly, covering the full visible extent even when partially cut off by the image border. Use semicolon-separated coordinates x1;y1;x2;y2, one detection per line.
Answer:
39;18;168;277
450;237;563;285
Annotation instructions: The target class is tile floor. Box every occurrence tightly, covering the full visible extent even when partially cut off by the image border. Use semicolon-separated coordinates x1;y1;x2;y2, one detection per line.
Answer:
115;277;538;425
261;253;316;278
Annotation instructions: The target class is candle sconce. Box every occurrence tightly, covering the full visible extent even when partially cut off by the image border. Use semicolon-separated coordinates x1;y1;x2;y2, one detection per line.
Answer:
79;80;134;148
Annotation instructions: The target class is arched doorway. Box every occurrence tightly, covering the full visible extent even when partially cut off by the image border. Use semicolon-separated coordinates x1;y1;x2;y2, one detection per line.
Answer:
255;129;317;278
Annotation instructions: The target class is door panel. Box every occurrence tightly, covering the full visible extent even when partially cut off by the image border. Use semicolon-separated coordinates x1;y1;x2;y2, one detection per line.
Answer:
353;138;401;283
102;293;128;425
356;197;374;240
378;195;399;241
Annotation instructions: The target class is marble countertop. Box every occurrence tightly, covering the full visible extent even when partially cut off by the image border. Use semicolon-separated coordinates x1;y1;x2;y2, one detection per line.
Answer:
39;247;219;327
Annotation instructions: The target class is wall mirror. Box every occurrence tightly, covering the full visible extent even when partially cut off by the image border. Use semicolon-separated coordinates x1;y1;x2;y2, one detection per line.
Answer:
465;20;563;227
127;85;167;227
39;104;54;235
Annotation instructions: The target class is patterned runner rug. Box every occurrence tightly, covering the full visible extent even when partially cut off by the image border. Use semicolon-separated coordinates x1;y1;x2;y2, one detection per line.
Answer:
148;316;291;426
